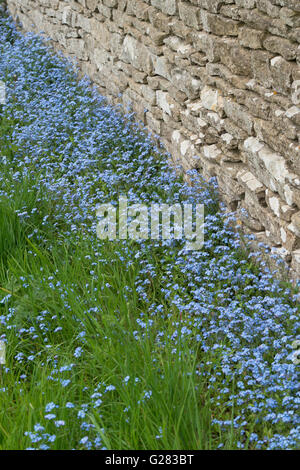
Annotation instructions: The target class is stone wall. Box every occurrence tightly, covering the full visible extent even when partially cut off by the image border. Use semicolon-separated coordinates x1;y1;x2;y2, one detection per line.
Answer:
6;0;300;278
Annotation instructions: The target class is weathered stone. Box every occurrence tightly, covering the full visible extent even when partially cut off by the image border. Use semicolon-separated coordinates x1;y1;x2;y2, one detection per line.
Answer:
202;144;222;162
218;169;245;201
238;204;265;231
66;38;88;60
235;0;256;7
170;68;202;100
76;14;92;33
239;7;273;31
237;170;265;194
243;137;299;208
224;99;253;135
87;0;98;11
127;0;150;20
151;0;177;16
178;1;201;29
148;8;171;32
91;20;111;48
220;43;253;76
93;48;111;71
291;249;300;280
251;50;274;89
197;0;225;14
239;26;264;49
266;188;297;222
223;118;248;141
201;10;240;36
264;35;298;61
156;90;172;115
200;86;224;115
270;55;292;95
221;132;238;150
291;81;300;106
62;6;76;27
153;55;171;80
285;106;300;126
245;94;271;120
257;0;280;17
121;35;153;73
146;111;161;134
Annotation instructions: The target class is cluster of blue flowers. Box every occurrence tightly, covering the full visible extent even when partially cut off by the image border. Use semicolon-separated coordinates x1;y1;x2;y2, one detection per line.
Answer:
0;15;299;449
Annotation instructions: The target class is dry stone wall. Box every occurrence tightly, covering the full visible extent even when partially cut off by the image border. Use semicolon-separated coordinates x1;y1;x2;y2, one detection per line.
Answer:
6;0;300;278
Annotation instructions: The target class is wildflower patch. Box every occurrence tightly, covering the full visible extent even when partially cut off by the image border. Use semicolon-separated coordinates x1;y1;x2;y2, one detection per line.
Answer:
0;15;299;450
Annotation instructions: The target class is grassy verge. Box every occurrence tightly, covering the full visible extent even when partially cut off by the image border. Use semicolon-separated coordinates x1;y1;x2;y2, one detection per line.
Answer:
0;173;236;450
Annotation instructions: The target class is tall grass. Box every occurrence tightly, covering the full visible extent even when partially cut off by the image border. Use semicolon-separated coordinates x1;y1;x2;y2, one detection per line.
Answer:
0;174;238;449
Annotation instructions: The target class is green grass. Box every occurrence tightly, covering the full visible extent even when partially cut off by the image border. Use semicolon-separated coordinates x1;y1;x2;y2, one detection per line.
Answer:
0;164;244;450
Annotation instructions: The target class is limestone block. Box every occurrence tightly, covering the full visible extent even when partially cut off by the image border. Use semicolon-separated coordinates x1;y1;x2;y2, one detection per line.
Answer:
291;250;300;279
291;81;300;106
251;50;274;89
219;42;253;76
238;26;265;49
93;48;111;71
178;2;201;29
224;119;248;141
288;212;300;238
270;56;292;95
197;0;225;14
235;0;256;7
224;99;253;135
91;20;111;49
126;0;149;20
76;14;92;33
266;188;297;222
151;0;177;16
263;35;298;61
238;204;265;231
237;169;265;194
200;86;224;115
245;94;271;120
273;1;300;13
285;106;300;126
170;68;202;100
62;6;76;27
66;38;88;60
87;0;98;11
121;35;153;73
256;0;281;18
202;144;222;163
218;173;245;201
201;10;240;36
153;55;171;80
148;8;171;33
146;111;161;134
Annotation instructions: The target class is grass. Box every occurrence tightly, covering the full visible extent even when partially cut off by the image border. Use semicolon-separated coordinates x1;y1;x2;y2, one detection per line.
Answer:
0;134;297;451
0;165;237;449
